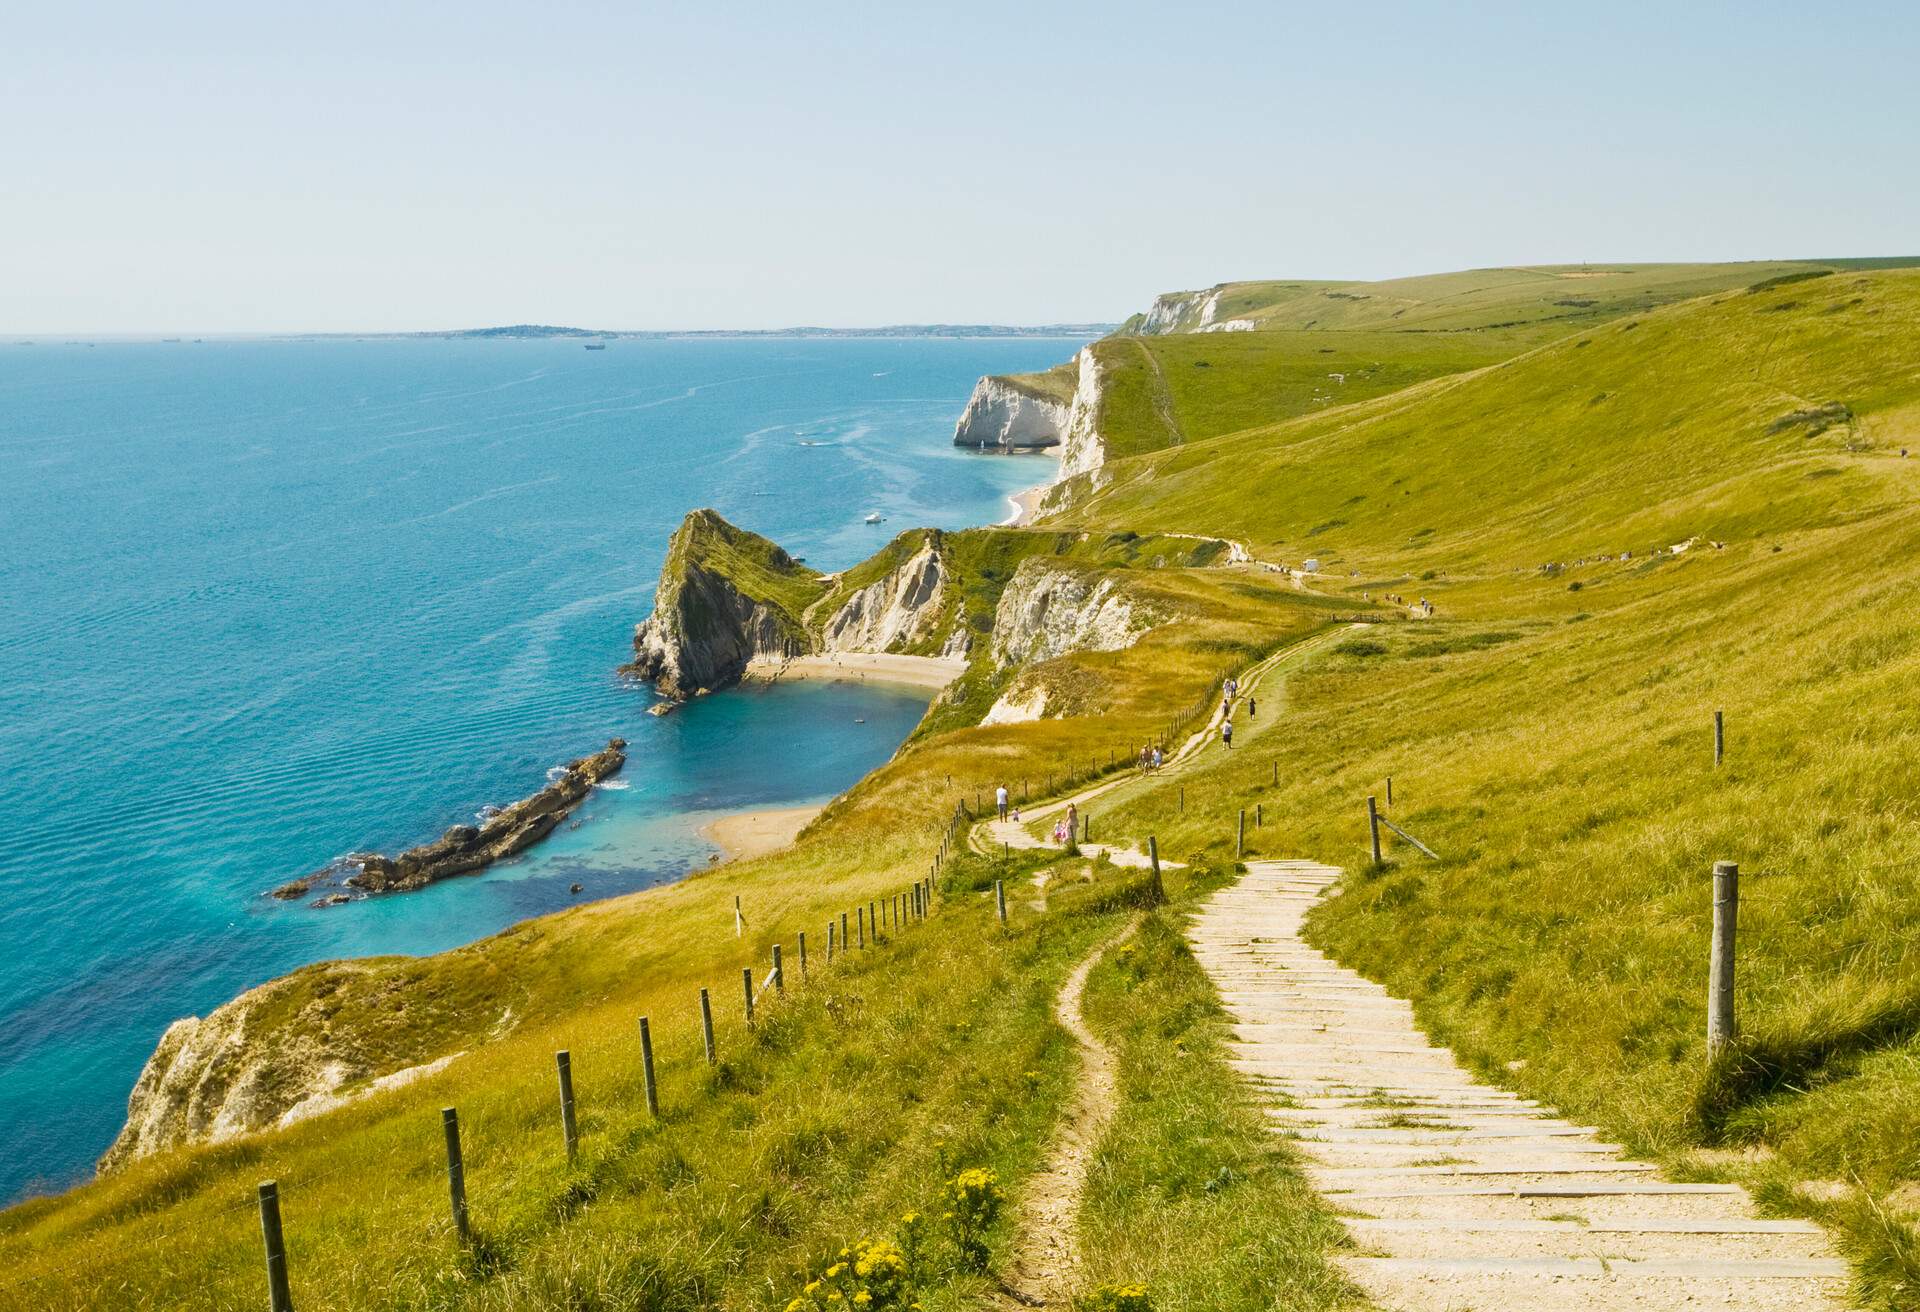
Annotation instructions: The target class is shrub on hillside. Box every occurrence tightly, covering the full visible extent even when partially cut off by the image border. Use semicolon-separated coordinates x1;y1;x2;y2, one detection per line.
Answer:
943;1166;1005;1271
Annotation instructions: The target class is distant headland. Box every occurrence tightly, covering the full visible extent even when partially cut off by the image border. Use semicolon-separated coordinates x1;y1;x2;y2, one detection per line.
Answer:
287;322;1118;341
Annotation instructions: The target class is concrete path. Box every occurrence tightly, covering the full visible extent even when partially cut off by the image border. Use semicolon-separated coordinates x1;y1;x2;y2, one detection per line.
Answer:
1190;861;1849;1312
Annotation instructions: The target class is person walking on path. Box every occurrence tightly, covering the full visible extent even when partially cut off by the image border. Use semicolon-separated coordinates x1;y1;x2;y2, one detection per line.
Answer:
1247;695;1256;718
996;783;1009;821
1066;801;1078;843
1222;719;1234;749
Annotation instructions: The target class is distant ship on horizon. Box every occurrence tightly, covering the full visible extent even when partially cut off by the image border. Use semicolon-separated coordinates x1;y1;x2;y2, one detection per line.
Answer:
584;341;608;351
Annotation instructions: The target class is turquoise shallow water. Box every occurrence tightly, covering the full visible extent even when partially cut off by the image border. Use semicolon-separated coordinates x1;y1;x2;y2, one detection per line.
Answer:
0;335;1081;1200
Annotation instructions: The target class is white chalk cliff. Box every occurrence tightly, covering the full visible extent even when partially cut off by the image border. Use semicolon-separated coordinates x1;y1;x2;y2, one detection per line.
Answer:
820;538;949;653
990;557;1156;669
951;377;1069;449
1057;346;1107;481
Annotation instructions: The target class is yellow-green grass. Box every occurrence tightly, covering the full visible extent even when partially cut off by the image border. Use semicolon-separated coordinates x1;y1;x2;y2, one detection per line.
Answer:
0;860;1133;1310
1037;271;1920;1304
1089;329;1534;459
0;557;1334;1305
17;260;1920;1305
1127;260;1919;337
997;358;1080;408
1061;269;1920;578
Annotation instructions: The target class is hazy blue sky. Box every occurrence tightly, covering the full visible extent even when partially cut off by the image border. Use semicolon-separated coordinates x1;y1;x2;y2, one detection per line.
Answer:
5;2;1915;332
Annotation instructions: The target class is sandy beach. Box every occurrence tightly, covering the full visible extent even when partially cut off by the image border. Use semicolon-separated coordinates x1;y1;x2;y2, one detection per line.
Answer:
999;450;1064;526
743;650;968;690
698;803;824;862
1002;482;1051;527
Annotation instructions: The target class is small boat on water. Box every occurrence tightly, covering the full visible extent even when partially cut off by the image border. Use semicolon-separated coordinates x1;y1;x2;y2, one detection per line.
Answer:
864;512;885;524
584;341;608;351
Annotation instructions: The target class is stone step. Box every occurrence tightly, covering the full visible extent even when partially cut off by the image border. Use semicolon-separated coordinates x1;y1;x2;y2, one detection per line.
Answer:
1314;1163;1662;1185
1333;1181;1746;1201
1347;1255;1849;1278
1346;1216;1823;1235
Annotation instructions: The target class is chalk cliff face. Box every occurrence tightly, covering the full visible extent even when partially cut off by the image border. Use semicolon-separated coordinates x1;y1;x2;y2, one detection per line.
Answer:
821;536;948;653
100;962;479;1173
951;377;1069;450
1137;288;1222;334
626;509;818;697
627;515;968;697
989;557;1157;669
1057;347;1107;481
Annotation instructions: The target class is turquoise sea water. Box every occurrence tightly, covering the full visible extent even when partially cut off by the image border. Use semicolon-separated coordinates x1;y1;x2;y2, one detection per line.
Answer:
0;335;1081;1201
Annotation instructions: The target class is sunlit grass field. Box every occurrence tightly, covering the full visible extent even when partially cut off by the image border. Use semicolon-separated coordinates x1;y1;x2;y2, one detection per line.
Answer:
12;262;1920;1308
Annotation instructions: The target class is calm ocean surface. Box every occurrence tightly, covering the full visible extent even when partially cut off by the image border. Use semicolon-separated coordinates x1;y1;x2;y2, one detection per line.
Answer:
0;334;1080;1201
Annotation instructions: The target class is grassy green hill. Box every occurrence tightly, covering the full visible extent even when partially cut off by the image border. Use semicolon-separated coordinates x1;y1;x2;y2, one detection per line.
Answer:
10;260;1920;1310
1090;260;1920;460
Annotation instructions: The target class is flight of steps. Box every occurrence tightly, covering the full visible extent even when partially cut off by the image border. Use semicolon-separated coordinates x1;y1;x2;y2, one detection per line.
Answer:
1190;860;1848;1312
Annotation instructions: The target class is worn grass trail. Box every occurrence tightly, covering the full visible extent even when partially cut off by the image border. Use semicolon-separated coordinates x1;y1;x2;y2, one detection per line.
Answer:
970;622;1363;861
1191;860;1850;1312
997;917;1141;1308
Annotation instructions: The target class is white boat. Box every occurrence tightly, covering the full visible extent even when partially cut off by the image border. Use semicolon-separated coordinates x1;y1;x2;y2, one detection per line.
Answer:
864;512;884;524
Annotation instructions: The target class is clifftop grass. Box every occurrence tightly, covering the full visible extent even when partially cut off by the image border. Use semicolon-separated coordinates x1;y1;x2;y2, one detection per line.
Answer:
15;258;1920;1307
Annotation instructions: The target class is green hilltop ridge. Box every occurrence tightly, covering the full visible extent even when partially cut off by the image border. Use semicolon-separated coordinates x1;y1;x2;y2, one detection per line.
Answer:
12;259;1920;1310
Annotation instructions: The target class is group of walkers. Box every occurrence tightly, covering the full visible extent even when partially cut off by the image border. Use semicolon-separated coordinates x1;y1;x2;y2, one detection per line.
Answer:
987;666;1259;848
1220;676;1254;749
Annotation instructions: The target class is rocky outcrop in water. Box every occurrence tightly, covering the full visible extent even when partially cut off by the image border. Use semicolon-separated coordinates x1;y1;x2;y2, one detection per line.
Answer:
951;376;1070;449
346;739;624;894
625;509;818;698
270;740;626;903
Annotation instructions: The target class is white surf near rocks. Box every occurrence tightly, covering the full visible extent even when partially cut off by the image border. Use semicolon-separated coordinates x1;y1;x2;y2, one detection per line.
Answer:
1191;861;1848;1312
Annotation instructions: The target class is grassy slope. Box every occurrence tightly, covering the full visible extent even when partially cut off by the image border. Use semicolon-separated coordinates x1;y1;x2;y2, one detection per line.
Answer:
1054;268;1920;1305
17;262;1920;1309
1089;260;1920;462
998;358;1080;408
0;528;1342;1308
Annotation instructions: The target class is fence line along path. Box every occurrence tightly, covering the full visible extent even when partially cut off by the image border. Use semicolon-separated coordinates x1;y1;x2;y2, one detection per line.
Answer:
1190;860;1848;1312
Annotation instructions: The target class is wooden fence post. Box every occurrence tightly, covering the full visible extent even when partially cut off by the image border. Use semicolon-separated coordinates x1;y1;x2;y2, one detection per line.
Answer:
441;1108;469;1243
1714;710;1725;768
639;1017;660;1117
1708;861;1739;1057
1149;835;1161;881
828;920;837;961
869;900;877;939
840;911;849;950
857;906;865;948
1367;795;1382;865
258;1180;294;1312
1179;785;1184;814
555;1051;579;1161
734;894;743;938
1273;759;1278;786
1237;809;1246;858
798;930;808;977
742;967;756;1025
700;987;716;1064
995;879;1007;925
771;944;784;993
1386;775;1393;807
